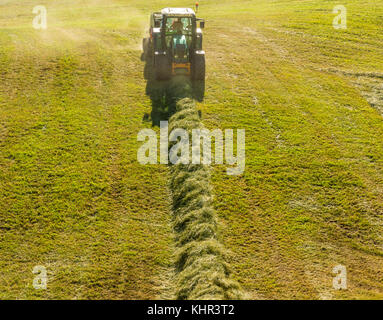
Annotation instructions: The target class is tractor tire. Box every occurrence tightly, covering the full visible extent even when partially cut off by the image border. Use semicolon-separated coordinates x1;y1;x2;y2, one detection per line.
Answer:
192;54;205;81
142;38;150;61
154;55;171;81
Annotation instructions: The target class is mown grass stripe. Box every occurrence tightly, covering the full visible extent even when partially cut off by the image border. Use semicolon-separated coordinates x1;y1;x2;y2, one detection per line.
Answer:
166;78;244;300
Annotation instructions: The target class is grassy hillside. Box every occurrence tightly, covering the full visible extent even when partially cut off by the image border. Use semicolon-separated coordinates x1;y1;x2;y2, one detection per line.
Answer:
0;0;174;299
201;0;383;299
0;0;382;299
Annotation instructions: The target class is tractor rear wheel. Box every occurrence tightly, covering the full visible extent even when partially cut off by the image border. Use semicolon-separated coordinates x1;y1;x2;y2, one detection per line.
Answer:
142;38;150;61
192;54;205;81
154;55;171;80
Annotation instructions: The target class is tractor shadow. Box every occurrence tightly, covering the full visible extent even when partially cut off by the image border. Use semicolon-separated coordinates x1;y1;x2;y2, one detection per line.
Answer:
142;43;205;127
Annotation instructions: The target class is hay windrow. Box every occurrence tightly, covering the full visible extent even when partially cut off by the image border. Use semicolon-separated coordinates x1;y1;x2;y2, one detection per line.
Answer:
167;77;244;300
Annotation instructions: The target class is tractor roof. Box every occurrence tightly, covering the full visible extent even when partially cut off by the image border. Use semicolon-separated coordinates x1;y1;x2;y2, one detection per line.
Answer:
161;8;195;16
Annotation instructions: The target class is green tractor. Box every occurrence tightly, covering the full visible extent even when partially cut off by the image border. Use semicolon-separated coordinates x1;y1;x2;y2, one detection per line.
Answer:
143;8;206;81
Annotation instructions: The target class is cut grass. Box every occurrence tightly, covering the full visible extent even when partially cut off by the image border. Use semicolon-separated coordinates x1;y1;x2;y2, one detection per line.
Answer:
167;90;243;299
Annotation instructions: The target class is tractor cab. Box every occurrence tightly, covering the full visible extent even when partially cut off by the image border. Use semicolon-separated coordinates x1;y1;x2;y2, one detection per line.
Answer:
145;8;206;80
165;15;193;73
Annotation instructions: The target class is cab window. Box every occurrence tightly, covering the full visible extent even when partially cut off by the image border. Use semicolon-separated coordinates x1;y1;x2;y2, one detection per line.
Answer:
165;17;192;35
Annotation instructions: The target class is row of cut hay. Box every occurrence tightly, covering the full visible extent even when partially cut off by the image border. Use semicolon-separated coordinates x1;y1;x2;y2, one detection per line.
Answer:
167;77;244;300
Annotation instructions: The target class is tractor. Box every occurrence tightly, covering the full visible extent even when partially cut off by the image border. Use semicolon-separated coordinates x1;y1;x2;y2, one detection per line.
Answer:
143;8;206;81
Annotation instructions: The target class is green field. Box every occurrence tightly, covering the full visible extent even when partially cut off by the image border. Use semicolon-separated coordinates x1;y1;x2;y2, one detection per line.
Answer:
1;0;383;299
